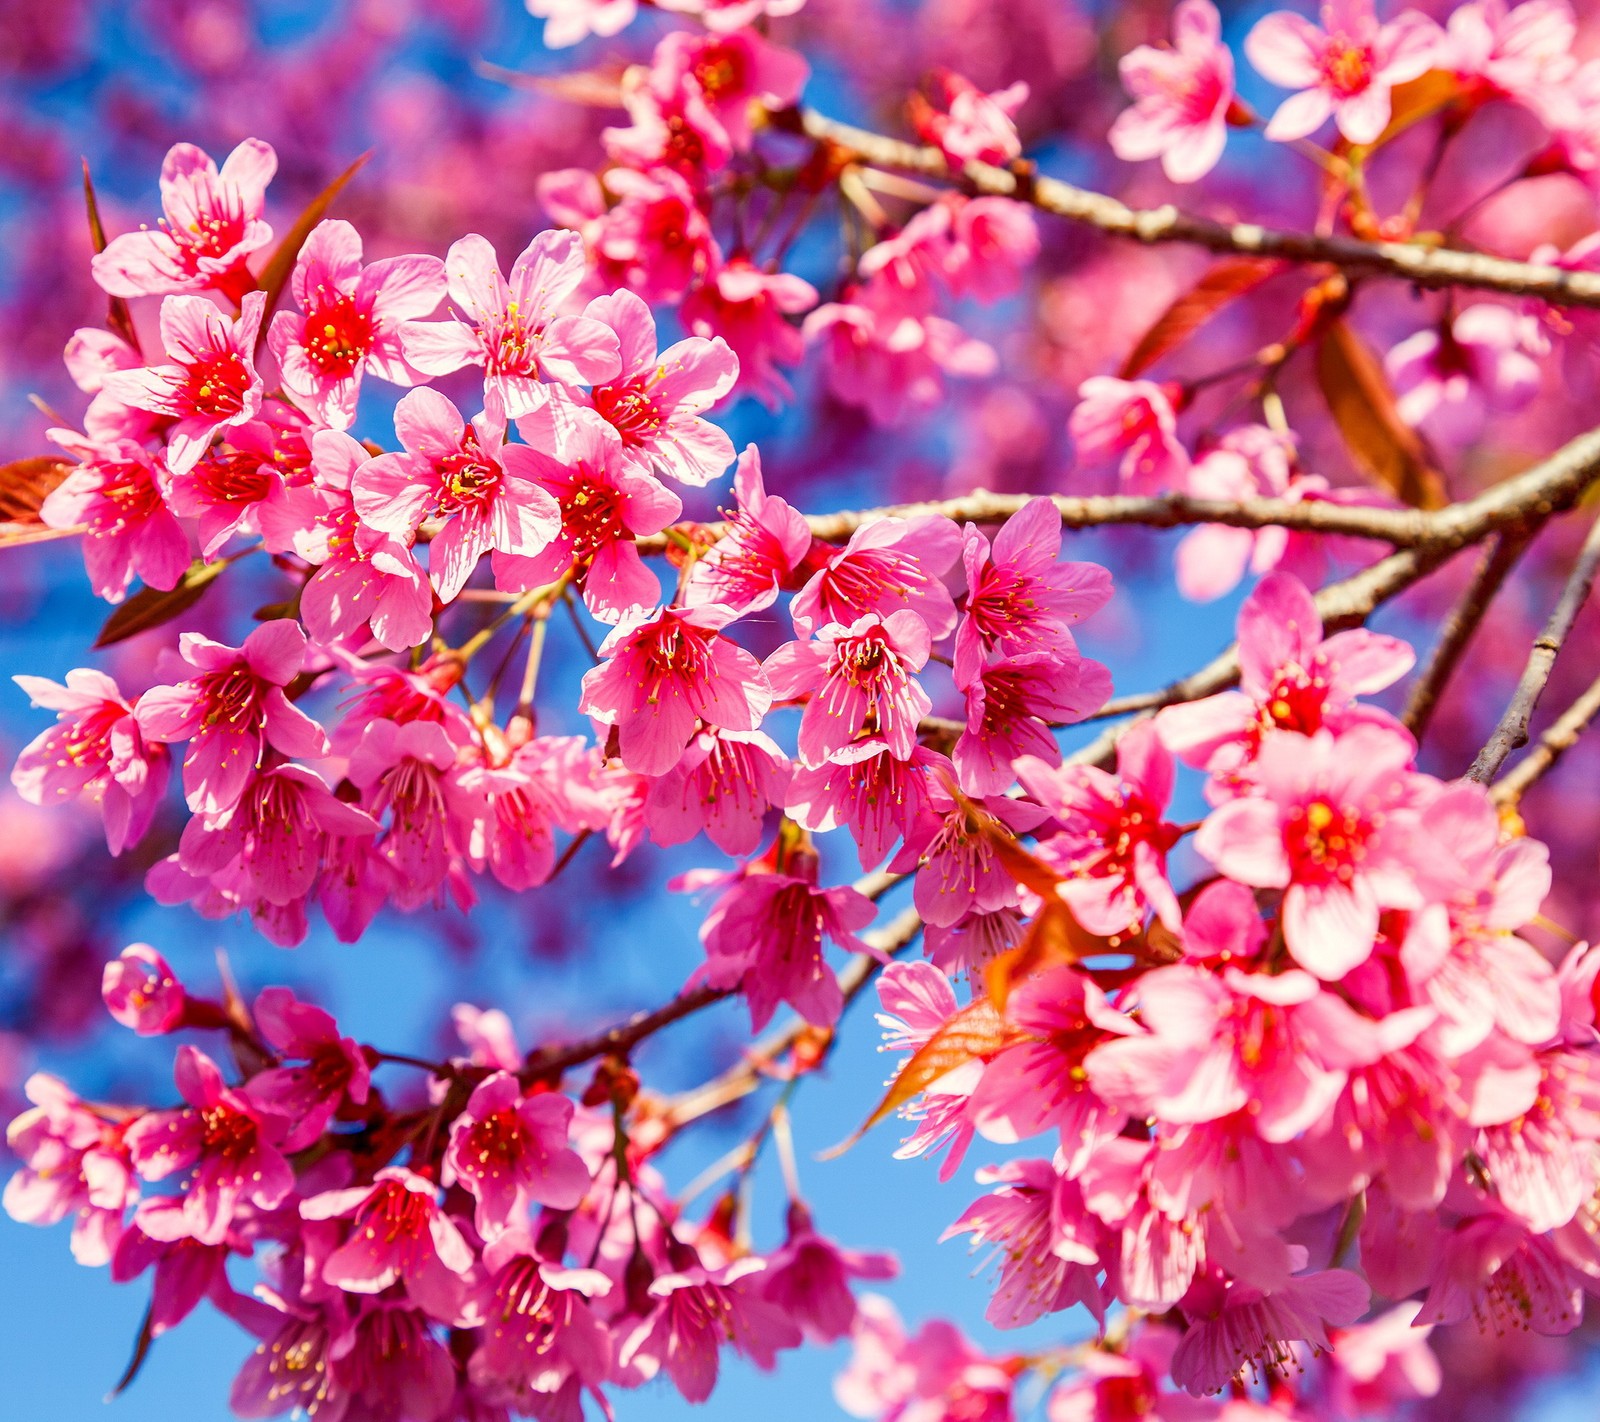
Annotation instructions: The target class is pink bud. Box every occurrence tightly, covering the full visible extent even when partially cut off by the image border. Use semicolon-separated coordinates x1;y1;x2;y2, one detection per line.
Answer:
102;944;184;1035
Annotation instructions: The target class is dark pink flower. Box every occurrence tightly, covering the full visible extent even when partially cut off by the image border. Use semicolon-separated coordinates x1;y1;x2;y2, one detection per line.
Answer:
91;139;275;301
893;781;1048;927
684;444;812;614
1111;0;1237;183
913;70;1030;168
647;28;810;154
682;258;818;408
785;744;944;871
791;515;963;639
645;727;790;856
955;650;1112;797
592;167;721;306
1070;376;1190;491
944;196;1040;302
102;292;267;476
12;668;170;854
245;987;372;1151
165;441;284;559
267;218;446;430
762;1201;898;1342
112;1199;247;1337
134;620;328;814
125;1046;293;1246
442;1073;590;1240
1416;1212;1582;1335
102;944;185;1035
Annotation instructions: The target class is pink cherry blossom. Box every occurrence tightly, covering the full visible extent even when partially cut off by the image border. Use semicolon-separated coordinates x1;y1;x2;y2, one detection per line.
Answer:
351;387;562;603
1386;304;1546;445
164;441;284;559
655;0;805;31
134;620;327;814
944;196;1040;302
1322;1301;1441;1416
91;139;276;301
102;944;185;1035
267;218;446;430
914;70;1030;168
955;650;1112;797
592;167;721;306
524;0;635;48
1111;0;1238;183
684;444;812;613
244;987;372;1151
401;231;621;413
646;29;810;156
1070;376;1190;491
101;292;267;477
785;744;944;872
111;1201;247;1338
893;780;1047;927
645;727;790;856
1442;0;1577;104
578;603;772;776
761;1201;898;1342
1047;1323;1217;1422
1245;0;1441;146
681;258;818;408
12;668;170;854
790;514;962;639
1416;1211;1582;1335
836;1294;1016;1422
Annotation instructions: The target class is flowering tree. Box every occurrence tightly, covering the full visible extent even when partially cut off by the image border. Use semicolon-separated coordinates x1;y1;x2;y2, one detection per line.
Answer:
13;0;1600;1418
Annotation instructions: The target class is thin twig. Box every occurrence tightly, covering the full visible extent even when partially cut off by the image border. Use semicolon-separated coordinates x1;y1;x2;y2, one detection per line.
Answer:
1491;672;1600;806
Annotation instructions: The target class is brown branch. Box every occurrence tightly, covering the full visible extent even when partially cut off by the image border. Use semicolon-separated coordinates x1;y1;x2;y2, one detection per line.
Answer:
1491;672;1600;807
521;982;732;1081
1468;515;1600;784
793;109;1600;310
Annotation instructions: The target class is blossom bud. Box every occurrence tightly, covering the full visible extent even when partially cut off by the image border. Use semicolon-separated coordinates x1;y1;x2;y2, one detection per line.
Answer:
101;944;184;1035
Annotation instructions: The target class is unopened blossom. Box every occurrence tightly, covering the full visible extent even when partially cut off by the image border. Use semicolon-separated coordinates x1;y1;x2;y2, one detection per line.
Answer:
1018;722;1184;937
351;387;561;603
1386;304;1546;445
766;611;934;765
681;258;818;408
645;727;790;856
124;1045;293;1247
1245;0;1441;146
762;1202;898;1342
245;987;372;1151
91;138;275;301
578;603;772;776
785;744;944;872
1195;725;1422;978
955;649;1112;797
302;1168;475;1324
401;230;620;414
102;944;184;1035
646;28;810;156
4;1072;137;1266
790;515;962;639
1070;376;1190;491
134;620;327;814
267;218;446;430
442;1072;590;1240
684;444;812;613
39;438;188;603
956;495;1114;687
1111;0;1238;183
894;781;1047;928
12;668;170;854
913;69;1030;168
102;292;267;477
492;404;678;622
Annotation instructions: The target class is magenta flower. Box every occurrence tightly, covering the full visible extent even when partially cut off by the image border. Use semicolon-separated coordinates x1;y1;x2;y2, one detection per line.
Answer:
1194;725;1422;979
134;620;328;814
1246;0;1441;146
1069;376;1190;491
681;257;818;409
1386;304;1546;446
914;70;1030;168
102;292;267;477
112;1200;245;1338
40;437;189;603
894;782;1047;928
442;1073;590;1240
164;441;284;559
4;1072;137;1267
955;649;1112;797
400;230;621;414
578;603;773;776
645;727;791;856
1111;0;1237;182
244;986;372;1151
684;444;813;614
301;1167;475;1324
762;1202;898;1342
785;744;944;872
1416;1212;1582;1335
1017;722;1184;937
267;218;446;430
12;668;170;854
791;514;963;639
766;611;934;766
593;166;721;306
955;495;1114;687
836;1295;1015;1421
647;29;810;154
124;1046;293;1246
351;387;562;603
699;861;878;1029
1046;1323;1215;1422
102;944;185;1035
91;139;276;301
1322;1302;1442;1416
492;404;678;622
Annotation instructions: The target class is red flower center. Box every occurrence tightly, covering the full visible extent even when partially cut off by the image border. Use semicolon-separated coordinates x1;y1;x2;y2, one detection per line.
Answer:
1286;797;1372;885
184;350;252;420
593;385;664;447
1320;41;1375;99
468;1107;530;1179
200;1103;259;1162
691;44;746;102
198;665;264;732
436;432;502;517
192;450;274;508
301;293;374;378
560;471;628;559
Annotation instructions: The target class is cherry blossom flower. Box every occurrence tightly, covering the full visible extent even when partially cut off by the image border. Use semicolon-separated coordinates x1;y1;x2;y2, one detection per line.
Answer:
1245;0;1441;146
955;649;1112;797
111;1201;248;1338
761;1202;898;1342
400;231;621;414
351;387;562;603
244;987;372;1151
1070;376;1190;491
645;727;790;856
1047;1324;1217;1422
102;944;185;1035
785;744;944;872
655;0;805;31
134;620;327;814
646;29;810;156
524;0;635;48
592;167;721;306
683;444;812;614
164;442;284;559
1442;0;1577;104
12;668;170;854
943;196;1040;302
91;139;275;301
1386;304;1546;445
913;70;1030;168
790;515;962;639
1111;0;1238;183
1416;1212;1582;1335
267;218;446;430
894;780;1047;928
681;258;819;408
1322;1301;1442;1416
836;1295;1015;1422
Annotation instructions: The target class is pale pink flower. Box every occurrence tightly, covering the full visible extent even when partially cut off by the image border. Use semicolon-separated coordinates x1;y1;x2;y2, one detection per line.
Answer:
646;28;810;155
955;650;1112;797
492;404;678;622
682;258;818;408
442;1073;590;1240
91;139;275;301
684;444;813;614
134;620;326;814
1416;1212;1582;1335
1441;0;1576;103
914;70;1030;168
1386;304;1546;445
351;387;561;603
785;744;944;872
102;944;185;1035
301;1167;475;1324
524;0;635;47
102;292;267;476
645;727;790;856
1111;0;1238;183
1070;376;1190;491
1194;725;1422;978
578;603;772;775
62;328;156;445
267;218;446;430
1322;1302;1441;1417
12;668;170;854
790;515;963;639
245;987;371;1152
655;0;805;32
766;611;934;765
124;1046;293;1247
461;735;602;891
761;1202;898;1342
1245;0;1442;146
400;231;621;414
956;495;1114;686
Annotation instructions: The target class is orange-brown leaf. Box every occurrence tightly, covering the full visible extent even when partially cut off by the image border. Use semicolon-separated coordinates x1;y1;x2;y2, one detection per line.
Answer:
94;558;229;648
255;153;371;338
1119;257;1284;379
474;57;627;108
0;457;71;527
1362;69;1464;152
82;162;142;353
1316;318;1447;509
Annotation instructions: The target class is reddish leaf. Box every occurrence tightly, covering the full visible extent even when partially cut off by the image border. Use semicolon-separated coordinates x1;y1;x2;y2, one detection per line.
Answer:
82;160;141;353
94;558;229;648
254;153;371;340
0;457;71;527
1119;257;1284;379
474;57;628;108
1316;318;1447;509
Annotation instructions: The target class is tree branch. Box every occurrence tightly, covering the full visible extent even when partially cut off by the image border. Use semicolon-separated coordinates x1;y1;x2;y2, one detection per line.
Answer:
1491;672;1600;807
